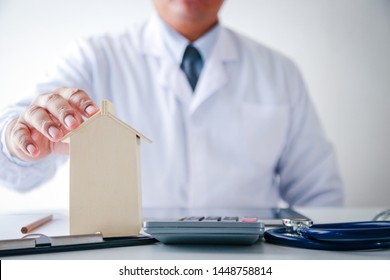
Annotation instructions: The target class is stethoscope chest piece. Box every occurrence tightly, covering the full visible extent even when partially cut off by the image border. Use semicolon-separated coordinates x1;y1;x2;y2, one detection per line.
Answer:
283;218;313;233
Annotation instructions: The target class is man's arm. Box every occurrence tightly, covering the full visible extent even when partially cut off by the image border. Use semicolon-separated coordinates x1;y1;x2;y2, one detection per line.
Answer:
0;39;99;191
277;62;344;206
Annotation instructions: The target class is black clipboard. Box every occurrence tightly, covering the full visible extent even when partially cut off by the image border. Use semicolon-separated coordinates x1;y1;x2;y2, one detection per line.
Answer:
0;233;158;257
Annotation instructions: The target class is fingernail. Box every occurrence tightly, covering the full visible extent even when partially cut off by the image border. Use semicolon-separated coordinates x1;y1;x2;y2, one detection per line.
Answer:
85;105;98;116
48;126;61;139
64;115;77;128
26;144;37;155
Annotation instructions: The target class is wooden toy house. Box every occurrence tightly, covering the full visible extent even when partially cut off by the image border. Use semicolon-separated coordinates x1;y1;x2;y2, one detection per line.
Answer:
62;100;151;237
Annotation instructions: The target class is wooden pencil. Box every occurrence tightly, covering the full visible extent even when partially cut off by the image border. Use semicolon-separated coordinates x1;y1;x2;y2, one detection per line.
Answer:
21;214;53;234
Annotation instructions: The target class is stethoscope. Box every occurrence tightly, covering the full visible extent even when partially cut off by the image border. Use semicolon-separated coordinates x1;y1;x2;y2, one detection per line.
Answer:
264;209;390;250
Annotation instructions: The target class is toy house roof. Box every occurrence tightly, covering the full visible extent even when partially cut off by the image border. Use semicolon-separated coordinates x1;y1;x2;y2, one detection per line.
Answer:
61;99;152;143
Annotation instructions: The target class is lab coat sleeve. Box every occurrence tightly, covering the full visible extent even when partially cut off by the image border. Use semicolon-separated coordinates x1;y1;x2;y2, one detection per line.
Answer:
0;39;94;192
277;63;344;206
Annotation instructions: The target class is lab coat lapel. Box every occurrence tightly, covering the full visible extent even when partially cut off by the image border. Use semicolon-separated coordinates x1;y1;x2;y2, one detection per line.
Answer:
140;17;192;105
158;58;192;105
190;28;238;114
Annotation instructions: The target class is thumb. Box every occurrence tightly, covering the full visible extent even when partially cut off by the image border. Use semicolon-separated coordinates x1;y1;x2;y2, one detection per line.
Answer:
52;142;69;155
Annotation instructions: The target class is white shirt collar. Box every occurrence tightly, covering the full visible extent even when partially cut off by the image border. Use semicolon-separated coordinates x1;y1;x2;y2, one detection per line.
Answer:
155;14;221;65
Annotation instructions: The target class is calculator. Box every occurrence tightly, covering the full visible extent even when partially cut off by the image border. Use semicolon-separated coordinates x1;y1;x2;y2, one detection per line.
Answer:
143;216;265;245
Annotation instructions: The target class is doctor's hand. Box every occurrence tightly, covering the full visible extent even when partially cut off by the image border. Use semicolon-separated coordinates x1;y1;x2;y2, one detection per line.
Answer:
5;87;99;162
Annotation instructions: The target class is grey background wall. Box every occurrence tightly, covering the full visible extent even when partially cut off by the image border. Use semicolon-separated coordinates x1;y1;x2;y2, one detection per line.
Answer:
0;0;389;211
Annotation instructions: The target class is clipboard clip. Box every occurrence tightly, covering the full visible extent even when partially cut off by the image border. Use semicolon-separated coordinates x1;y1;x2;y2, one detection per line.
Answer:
0;233;103;251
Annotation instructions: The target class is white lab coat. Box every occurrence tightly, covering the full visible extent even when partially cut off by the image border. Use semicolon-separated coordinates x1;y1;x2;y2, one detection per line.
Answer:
0;16;344;208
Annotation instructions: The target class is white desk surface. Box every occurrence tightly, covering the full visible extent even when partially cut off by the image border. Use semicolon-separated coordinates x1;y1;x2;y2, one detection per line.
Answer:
1;208;389;260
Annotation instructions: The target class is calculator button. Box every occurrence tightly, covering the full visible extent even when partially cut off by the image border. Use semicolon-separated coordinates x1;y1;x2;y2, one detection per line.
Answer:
204;216;221;221
240;218;258;223
181;216;204;221
222;216;239;222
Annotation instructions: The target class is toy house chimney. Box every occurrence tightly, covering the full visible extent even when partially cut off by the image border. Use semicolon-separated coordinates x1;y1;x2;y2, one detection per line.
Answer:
101;99;115;116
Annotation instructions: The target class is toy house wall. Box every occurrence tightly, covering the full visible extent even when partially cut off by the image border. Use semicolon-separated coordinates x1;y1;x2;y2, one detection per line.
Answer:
69;116;142;237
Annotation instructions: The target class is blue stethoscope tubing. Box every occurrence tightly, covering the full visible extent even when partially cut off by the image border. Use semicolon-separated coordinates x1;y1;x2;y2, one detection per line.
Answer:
264;221;390;251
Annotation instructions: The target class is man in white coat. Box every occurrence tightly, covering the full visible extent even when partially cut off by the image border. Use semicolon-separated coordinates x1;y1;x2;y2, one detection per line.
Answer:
0;0;344;208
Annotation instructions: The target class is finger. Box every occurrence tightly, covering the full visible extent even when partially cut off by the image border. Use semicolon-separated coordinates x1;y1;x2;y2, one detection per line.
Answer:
22;105;63;142
11;121;40;157
35;93;80;130
56;88;99;117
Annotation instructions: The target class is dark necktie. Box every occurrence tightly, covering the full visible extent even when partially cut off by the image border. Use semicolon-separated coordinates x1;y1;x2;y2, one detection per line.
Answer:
180;44;203;91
